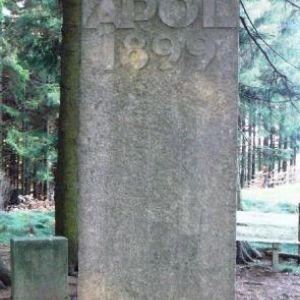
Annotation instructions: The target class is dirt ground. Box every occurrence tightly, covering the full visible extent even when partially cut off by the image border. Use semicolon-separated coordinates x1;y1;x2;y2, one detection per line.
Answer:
236;264;300;299
1;244;300;300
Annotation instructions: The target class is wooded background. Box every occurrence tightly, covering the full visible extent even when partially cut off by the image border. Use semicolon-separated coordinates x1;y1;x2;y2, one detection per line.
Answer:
0;0;300;199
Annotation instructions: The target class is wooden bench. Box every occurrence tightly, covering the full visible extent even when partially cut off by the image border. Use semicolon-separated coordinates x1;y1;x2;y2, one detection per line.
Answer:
236;210;300;268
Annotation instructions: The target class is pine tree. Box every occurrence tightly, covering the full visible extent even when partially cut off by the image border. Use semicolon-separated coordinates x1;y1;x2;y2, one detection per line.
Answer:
1;0;61;197
237;0;300;264
239;0;300;188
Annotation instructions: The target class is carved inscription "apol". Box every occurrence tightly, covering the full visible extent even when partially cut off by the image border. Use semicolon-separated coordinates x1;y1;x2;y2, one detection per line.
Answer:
85;0;198;28
84;0;236;28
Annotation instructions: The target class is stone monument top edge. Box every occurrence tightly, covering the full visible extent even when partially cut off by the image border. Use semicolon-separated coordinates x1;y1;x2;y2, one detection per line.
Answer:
82;0;239;29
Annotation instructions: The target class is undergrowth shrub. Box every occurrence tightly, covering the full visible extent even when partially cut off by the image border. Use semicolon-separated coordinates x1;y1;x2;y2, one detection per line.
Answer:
0;210;55;244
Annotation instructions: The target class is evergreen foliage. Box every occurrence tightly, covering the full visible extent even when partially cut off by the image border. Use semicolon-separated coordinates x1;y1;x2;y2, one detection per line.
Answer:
239;0;300;188
1;0;61;197
0;210;54;244
1;0;299;194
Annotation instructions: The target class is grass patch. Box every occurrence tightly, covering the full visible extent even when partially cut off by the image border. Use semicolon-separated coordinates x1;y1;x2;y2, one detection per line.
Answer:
0;210;55;244
277;265;300;273
241;183;300;213
242;183;300;256
242;199;298;213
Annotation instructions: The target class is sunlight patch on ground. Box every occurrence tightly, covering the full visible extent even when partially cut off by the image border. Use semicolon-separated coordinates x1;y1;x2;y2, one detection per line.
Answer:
241;183;300;204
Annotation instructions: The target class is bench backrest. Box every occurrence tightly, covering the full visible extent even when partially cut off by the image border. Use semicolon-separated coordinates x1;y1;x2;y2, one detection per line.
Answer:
236;211;300;244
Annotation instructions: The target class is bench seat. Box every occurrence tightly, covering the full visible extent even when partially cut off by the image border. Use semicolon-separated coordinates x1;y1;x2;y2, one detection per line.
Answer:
236;210;300;268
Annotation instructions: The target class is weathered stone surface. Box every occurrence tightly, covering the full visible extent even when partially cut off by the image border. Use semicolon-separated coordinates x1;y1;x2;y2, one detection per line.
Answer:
11;237;68;300
78;1;238;299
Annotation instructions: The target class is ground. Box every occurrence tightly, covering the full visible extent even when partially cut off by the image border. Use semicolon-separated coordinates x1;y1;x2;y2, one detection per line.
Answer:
1;184;300;298
1;243;300;300
237;264;300;299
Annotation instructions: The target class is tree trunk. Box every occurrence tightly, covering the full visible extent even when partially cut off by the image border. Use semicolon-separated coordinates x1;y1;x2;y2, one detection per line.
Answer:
236;240;262;264
278;132;282;173
258;137;262;172
240;117;246;188
251;120;256;181
0;56;2;170
290;135;296;167
0;260;10;289
55;0;81;272
236;181;261;264
247;124;252;185
283;136;288;172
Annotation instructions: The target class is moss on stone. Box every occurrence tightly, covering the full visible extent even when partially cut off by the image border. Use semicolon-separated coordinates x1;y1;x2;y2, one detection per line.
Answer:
55;0;81;270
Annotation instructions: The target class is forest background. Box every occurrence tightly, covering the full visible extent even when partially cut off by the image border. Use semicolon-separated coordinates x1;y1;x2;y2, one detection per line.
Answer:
0;0;300;202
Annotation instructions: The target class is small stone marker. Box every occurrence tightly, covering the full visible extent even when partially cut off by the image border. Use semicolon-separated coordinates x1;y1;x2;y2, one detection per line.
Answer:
11;237;68;300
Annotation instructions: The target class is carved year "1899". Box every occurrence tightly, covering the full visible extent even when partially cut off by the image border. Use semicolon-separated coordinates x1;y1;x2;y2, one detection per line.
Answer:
120;33;216;71
84;0;236;29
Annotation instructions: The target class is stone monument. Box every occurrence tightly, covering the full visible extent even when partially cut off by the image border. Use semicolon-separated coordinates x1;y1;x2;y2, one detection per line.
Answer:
11;237;68;300
78;1;238;299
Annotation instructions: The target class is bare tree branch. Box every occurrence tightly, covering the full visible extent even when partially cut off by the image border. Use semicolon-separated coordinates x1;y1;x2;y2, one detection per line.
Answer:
240;0;300;72
240;7;300;114
285;0;300;10
240;16;287;80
